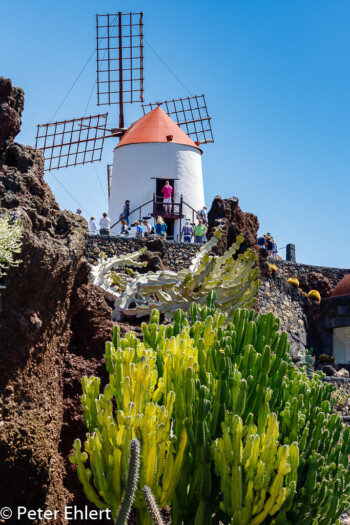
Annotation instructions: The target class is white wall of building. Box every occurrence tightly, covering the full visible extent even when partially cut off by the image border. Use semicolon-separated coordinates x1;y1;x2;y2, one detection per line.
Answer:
109;142;205;240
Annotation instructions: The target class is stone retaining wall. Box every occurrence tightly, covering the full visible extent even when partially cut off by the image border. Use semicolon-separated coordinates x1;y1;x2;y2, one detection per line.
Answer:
85;235;201;272
258;275;308;363
270;259;349;288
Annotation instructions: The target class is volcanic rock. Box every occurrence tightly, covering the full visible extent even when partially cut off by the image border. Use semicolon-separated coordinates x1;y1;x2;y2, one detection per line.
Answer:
0;76;24;155
334;368;350;378
207;195;259;256
320;364;337;377
0;77;113;523
307;271;332;298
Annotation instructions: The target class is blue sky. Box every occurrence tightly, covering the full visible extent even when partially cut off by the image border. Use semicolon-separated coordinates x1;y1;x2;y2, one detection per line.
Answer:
1;0;349;268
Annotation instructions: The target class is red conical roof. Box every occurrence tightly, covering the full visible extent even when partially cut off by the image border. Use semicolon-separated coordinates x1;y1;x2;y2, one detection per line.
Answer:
115;106;202;152
331;274;350;297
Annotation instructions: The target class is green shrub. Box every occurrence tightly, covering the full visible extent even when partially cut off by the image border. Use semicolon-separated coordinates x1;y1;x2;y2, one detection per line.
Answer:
71;305;350;524
0;212;22;275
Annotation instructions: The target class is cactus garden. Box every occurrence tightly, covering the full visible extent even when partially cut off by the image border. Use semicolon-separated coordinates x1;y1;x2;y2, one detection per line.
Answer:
71;299;350;524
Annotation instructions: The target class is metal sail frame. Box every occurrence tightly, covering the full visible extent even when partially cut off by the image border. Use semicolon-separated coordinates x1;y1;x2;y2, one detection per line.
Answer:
141;94;214;145
35;113;109;171
96;12;144;129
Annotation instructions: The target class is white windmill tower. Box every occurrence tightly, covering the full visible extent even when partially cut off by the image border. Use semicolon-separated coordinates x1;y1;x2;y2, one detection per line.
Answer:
35;12;214;240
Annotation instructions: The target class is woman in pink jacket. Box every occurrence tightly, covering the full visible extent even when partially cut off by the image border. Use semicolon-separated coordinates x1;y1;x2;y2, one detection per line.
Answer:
161;181;173;213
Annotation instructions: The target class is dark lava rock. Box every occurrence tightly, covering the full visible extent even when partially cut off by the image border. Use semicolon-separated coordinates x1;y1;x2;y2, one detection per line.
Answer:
0;77;113;523
0;76;24;155
307;271;332;298
320;364;337;376
207;195;259;256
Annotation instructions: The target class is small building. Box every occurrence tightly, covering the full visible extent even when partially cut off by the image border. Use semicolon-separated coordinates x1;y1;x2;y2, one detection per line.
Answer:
320;274;350;364
109;107;205;240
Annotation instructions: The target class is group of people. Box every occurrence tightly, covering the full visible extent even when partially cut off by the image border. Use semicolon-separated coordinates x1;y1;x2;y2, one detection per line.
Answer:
180;216;208;244
258;233;279;258
85;183;210;243
87;212;111;236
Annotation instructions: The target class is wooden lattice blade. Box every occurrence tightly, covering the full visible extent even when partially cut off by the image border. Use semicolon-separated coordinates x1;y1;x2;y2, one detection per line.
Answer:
96;12;144;106
35;113;108;171
142;94;214;145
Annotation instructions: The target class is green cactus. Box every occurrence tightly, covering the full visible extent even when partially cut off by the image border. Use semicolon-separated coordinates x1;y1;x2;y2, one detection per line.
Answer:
72;306;350;524
115;439;141;525
143;486;166;525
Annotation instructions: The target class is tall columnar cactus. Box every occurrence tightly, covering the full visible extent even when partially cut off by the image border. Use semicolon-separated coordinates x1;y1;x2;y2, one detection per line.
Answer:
115;439;141;525
72;304;350;524
214;414;298;525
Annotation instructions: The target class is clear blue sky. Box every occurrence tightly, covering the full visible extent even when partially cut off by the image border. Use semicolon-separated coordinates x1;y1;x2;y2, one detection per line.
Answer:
1;0;349;268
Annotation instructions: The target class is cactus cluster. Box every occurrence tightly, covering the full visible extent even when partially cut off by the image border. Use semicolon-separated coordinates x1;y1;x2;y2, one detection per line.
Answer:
90;230;260;320
287;277;299;287
307;289;321;302
71;304;350;524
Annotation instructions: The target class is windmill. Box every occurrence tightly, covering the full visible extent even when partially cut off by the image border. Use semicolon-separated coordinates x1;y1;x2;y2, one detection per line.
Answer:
35;12;214;240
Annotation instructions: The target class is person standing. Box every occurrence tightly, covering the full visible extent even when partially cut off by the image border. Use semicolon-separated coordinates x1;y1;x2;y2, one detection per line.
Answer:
161;181;173;214
155;216;167;239
258;234;266;249
134;221;143;238
194;219;207;244
181;219;194;243
198;205;208;225
271;238;278;258
88;216;97;235
142;220;152;237
99;212;111;236
119;200;130;225
76;209;82;216
266;236;273;256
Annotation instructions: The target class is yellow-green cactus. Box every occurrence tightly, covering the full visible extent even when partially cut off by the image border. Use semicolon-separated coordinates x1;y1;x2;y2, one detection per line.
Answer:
72;306;350;525
308;290;321;302
287;277;299;287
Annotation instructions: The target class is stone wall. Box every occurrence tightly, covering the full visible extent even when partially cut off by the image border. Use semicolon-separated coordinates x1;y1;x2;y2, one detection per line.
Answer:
259;258;350;362
85;235;201;272
270;259;349;291
258;275;308;363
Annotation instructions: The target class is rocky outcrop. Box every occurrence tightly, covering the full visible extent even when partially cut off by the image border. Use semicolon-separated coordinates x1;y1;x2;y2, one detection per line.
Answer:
0;77;102;522
207;195;259;256
0;76;24;155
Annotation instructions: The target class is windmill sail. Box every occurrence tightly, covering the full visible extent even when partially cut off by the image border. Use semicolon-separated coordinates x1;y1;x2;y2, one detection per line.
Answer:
35;113;108;171
142;95;214;145
96;12;144;128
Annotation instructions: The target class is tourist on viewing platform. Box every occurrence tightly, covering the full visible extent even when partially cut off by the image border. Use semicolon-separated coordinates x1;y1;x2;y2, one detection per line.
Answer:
194;219;207;244
76;208;82;215
266;235;273;256
142;220;152;237
119;200;130;225
258;234;266;249
271;239;278;258
134;221;143;239
198;205;208;225
99;212;111;236
181;219;194;243
155;216;167;239
120;219;129;236
88;216;97;235
161;181;173;214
